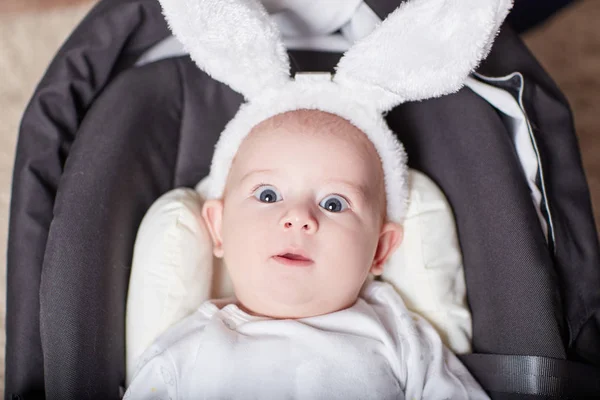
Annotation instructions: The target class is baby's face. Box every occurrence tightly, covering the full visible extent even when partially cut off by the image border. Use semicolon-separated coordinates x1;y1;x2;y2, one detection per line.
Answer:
202;110;402;318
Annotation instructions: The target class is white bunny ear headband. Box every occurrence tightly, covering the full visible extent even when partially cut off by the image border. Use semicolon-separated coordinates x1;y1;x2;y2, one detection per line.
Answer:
159;0;513;223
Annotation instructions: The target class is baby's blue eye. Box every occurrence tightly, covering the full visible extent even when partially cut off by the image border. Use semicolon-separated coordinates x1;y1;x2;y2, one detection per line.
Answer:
319;195;349;213
253;185;282;203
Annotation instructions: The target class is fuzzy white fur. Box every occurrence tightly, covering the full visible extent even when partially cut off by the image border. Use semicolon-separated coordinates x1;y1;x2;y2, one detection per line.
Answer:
335;0;513;111
159;0;513;222
159;0;291;99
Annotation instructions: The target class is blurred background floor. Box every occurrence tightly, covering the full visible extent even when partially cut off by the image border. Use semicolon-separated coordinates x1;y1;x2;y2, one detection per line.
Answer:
0;0;91;13
0;0;598;393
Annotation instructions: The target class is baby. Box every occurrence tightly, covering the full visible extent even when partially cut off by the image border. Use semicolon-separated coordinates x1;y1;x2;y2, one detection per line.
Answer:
124;109;488;399
126;0;512;397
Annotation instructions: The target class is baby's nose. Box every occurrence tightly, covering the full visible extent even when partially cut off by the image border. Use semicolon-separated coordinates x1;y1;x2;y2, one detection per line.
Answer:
281;209;318;234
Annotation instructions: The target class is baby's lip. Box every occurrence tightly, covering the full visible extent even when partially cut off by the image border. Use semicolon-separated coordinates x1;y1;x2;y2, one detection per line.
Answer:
277;248;312;260
272;249;314;266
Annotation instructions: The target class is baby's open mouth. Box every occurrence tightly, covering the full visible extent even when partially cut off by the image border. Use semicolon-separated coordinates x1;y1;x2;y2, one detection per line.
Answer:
280;253;310;261
273;252;314;267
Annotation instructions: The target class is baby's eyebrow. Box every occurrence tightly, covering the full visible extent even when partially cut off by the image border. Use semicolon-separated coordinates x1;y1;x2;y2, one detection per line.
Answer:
323;179;369;203
239;169;275;185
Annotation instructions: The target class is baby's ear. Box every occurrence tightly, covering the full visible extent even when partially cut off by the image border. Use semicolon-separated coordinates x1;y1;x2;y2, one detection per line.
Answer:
201;199;225;258
370;222;404;276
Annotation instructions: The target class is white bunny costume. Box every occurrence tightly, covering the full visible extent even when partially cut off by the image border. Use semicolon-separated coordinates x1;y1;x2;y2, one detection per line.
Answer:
124;0;511;398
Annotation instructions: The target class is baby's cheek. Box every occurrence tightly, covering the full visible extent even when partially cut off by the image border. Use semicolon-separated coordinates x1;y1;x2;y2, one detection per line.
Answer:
332;228;378;270
222;209;269;258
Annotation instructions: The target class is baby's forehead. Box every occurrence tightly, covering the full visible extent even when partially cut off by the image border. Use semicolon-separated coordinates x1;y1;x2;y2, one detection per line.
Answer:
251;110;377;151
240;110;383;171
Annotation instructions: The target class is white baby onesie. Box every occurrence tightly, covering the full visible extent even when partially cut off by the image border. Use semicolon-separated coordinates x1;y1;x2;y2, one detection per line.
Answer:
125;281;488;399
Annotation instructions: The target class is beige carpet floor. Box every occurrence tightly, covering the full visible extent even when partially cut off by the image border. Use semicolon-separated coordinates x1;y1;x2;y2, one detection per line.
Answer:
0;0;598;393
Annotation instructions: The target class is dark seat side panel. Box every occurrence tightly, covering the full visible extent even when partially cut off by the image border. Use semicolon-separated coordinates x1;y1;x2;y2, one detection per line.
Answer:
40;60;183;399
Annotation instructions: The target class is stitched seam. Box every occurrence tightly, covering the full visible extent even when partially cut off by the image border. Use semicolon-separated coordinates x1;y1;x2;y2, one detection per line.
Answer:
172;59;185;189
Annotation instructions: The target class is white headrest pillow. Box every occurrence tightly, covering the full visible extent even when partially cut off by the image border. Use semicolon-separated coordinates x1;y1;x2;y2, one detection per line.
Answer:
125;169;472;385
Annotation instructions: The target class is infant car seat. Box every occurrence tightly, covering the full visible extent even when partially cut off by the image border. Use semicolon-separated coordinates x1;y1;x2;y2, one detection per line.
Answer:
6;0;600;399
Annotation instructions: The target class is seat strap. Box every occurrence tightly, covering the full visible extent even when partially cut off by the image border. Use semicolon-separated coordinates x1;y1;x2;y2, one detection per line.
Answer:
459;353;600;398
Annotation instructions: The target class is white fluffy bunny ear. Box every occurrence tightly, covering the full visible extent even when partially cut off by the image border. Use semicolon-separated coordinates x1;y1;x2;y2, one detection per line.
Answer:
159;0;291;99
334;0;513;112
